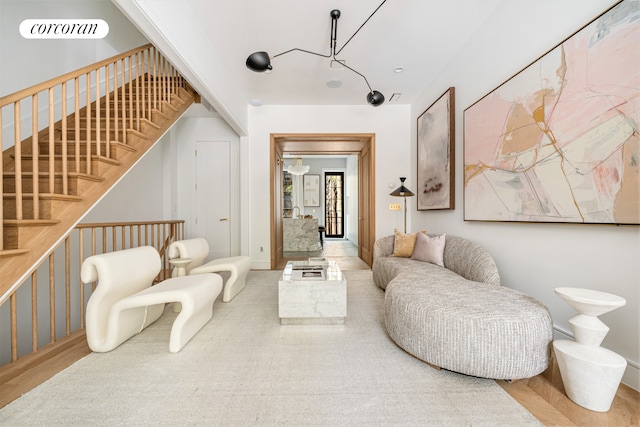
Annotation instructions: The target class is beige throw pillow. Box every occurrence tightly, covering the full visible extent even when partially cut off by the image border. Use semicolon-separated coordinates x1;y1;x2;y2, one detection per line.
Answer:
392;229;425;257
410;232;446;267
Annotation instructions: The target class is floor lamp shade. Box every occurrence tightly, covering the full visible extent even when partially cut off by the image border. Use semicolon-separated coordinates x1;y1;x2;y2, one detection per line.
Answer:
390;177;414;233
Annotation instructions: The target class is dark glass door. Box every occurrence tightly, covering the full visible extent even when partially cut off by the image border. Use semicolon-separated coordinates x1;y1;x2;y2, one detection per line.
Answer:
325;172;344;238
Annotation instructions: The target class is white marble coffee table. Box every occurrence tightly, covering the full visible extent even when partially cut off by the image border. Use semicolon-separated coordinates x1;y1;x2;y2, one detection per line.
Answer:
278;260;346;325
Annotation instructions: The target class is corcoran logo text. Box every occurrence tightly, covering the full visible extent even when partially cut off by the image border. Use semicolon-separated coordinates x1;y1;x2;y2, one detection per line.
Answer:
20;19;109;39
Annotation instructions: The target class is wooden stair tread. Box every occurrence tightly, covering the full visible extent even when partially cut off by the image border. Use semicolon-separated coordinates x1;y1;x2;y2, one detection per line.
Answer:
3;219;60;226
11;154;122;166
3;171;104;180
0;249;30;257
3;193;83;202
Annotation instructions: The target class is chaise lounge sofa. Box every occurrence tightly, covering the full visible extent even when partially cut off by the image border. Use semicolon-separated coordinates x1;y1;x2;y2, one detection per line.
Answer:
373;233;553;380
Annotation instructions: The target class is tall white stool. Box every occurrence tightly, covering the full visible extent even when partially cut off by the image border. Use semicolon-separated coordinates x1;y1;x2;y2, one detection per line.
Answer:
553;287;627;412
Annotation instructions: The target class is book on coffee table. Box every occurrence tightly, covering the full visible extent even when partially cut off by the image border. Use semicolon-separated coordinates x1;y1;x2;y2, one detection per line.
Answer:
291;268;326;280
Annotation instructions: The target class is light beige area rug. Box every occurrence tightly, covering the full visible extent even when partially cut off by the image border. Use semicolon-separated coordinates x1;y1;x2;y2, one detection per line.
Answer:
0;270;542;426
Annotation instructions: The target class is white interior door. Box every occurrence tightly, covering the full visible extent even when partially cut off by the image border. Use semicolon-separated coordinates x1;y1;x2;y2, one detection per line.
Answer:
195;141;230;259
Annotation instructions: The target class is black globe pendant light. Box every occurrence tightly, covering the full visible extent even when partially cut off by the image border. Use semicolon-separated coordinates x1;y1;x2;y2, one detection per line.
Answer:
246;0;388;106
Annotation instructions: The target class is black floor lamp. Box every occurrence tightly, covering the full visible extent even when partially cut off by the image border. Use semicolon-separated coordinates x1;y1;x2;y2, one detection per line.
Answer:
390;177;415;233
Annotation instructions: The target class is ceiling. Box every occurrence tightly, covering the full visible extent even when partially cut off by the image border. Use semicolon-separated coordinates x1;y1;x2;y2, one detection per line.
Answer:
129;0;504;108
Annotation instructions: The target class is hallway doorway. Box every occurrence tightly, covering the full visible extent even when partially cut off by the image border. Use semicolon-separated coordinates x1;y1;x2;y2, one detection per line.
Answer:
270;133;376;270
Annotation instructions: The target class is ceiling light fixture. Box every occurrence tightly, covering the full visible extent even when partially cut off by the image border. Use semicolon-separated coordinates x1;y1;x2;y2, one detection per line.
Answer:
245;0;388;106
286;157;310;176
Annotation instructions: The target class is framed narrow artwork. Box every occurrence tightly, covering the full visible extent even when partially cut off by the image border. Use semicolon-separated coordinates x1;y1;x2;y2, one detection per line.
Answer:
417;87;455;210
464;0;639;224
303;174;320;207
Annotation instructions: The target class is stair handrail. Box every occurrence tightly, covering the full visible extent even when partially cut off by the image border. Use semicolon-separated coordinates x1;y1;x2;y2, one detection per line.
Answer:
0;44;152;107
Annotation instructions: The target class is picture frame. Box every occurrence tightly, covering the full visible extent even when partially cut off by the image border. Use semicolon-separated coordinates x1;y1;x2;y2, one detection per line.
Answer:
463;1;638;225
303;174;320;207
417;87;455;210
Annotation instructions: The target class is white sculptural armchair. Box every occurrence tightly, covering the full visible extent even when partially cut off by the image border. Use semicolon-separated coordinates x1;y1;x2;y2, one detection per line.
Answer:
168;238;250;302
82;246;222;353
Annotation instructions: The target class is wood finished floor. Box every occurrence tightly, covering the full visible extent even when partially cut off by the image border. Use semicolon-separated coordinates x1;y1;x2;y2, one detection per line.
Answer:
280;239;369;270
2;245;638;425
499;350;639;426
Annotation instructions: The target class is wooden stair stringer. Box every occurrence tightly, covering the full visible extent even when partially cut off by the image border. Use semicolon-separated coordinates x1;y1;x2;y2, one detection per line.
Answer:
0;88;196;301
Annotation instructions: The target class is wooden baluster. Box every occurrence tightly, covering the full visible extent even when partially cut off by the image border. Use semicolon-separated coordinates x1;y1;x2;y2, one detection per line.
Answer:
85;72;92;175
31;94;40;219
10;293;18;361
65;237;71;335
105;64;111;157
153;49;158;111
14;102;23;220
164;57;169;103
91;228;97;290
79;228;85;329
146;49;151;121
172;64;176;97
122;225;126;249
113;61;119;148
112;225;117;251
48;88;55;194
61;82;68;195
135;52;140;130
120;58;127;144
49;252;56;343
103;226;107;254
159;50;164;106
95;68;101;163
128;55;134;130
31;271;38;351
167;62;172;99
74;77;80;174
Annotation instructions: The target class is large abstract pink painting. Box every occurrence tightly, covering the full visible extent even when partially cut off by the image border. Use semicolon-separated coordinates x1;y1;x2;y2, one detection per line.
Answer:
464;0;639;224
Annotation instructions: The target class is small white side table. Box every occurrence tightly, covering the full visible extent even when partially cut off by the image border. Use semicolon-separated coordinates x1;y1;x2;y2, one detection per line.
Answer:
168;258;192;312
553;287;627;412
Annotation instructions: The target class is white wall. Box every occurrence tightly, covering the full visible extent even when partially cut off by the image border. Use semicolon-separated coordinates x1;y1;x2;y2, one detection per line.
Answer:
410;0;639;389
169;104;242;255
0;0;146;96
81;135;168;223
247;105;411;269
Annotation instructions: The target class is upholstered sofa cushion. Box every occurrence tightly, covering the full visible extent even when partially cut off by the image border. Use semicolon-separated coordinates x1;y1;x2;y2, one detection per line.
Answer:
384;269;553;379
410;233;445;266
373;234;500;289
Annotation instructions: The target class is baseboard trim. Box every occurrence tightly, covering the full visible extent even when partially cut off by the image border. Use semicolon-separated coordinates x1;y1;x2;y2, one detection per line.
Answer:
250;261;271;270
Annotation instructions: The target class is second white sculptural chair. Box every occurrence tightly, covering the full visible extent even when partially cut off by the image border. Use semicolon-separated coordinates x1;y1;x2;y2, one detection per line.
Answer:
82;246;222;353
168;238;250;302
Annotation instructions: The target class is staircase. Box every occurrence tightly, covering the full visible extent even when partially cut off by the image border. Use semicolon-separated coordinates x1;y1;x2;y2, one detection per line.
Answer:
0;44;197;301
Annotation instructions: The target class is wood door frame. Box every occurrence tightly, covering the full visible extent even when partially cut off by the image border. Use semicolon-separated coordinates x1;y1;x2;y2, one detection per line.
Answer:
270;133;375;269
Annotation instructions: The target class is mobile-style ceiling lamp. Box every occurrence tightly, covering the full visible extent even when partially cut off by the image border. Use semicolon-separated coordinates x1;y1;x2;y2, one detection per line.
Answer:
390;177;415;233
286;157;310;176
245;0;388;106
